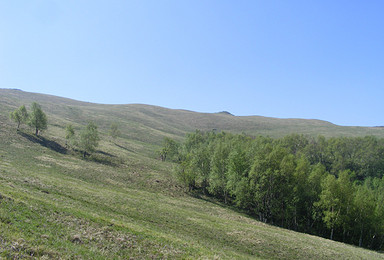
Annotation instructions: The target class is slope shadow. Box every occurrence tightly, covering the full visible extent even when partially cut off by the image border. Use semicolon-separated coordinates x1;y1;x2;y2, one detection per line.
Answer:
115;143;136;153
96;150;117;158
18;131;67;154
82;152;120;167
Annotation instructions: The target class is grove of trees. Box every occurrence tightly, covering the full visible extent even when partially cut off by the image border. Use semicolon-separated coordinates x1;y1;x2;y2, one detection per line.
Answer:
9;103;100;158
167;131;384;250
10;103;47;135
65;122;100;157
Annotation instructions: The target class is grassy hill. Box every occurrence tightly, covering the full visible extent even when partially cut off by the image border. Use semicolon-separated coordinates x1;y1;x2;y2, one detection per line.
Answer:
1;89;384;144
1;88;384;259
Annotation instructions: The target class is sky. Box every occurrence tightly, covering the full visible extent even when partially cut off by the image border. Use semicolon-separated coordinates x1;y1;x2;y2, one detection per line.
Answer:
1;1;383;126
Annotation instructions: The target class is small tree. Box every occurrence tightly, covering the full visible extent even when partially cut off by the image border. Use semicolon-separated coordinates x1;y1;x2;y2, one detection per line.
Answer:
109;122;120;140
160;137;179;162
79;121;100;157
9;105;28;130
65;124;77;148
28;102;47;135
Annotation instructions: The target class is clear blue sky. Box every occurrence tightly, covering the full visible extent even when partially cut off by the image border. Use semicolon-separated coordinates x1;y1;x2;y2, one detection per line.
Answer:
1;1;383;126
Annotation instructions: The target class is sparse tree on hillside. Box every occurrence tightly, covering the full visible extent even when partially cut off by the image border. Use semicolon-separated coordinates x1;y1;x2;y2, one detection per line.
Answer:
28;102;47;136
9;105;28;130
109;122;120;140
65;124;77;148
79;121;100;157
160;137;179;162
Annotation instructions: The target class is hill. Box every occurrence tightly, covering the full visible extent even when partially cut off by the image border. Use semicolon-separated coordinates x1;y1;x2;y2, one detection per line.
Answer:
1;89;384;145
1;88;384;259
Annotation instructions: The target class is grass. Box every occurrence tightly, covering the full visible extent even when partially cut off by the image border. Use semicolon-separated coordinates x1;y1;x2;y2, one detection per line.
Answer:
1;89;384;259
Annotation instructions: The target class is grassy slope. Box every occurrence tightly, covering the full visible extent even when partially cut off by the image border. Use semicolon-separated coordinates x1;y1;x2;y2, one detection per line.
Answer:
1;89;384;144
1;89;384;259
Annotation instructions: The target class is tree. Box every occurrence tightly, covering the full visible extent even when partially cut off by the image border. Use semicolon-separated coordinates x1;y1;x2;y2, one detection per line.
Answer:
28;102;47;135
78;122;100;157
208;141;231;203
315;170;354;240
9;105;28;130
354;183;375;247
160;137;179;162
315;174;339;240
249;145;295;225
109;122;120;140
291;155;311;230
226;147;252;209
65;124;76;148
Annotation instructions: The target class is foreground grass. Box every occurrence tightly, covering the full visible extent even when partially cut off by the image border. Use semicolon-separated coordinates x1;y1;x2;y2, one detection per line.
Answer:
1;124;384;259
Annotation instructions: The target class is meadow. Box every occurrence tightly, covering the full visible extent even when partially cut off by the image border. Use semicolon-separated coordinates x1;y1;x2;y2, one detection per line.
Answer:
1;89;384;259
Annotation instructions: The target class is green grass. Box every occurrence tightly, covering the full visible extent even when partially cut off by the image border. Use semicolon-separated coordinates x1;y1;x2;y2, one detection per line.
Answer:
1;89;384;259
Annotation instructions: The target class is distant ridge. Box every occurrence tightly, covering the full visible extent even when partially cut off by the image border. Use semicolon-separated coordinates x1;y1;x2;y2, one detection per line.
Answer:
217;111;234;116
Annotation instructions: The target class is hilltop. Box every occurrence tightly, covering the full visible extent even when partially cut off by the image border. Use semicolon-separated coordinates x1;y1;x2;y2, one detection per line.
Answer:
0;88;384;259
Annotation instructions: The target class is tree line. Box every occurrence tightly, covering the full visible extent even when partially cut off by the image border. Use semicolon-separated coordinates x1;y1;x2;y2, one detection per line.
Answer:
163;130;384;250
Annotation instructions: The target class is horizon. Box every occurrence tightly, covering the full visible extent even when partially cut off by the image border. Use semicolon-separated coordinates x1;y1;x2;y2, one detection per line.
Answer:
1;1;383;127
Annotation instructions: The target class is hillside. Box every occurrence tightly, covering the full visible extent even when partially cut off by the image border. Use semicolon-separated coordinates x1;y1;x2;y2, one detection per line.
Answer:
1;88;384;259
1;89;384;146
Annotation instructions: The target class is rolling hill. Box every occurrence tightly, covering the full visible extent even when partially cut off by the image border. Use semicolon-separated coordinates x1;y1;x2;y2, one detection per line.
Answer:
1;88;384;259
1;89;384;144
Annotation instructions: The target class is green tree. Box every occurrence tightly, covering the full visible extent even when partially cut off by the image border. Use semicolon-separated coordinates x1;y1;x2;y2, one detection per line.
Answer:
307;163;327;233
315;174;339;240
315;170;355;240
354;183;375;247
249;145;295;225
65;124;77;148
176;155;197;192
28;102;47;135
227;147;252;209
291;155;311;230
160;137;179;162
78;122;100;157
9;105;28;130
190;145;211;192
208;141;231;203
370;177;384;249
109;122;120;140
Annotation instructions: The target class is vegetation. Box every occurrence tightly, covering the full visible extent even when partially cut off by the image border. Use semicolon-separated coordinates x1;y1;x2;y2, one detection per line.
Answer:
28;102;47;135
1;89;384;259
78;121;100;157
160;137;180;162
109;122;120;140
9;105;28;130
65;124;76;148
172;131;384;249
